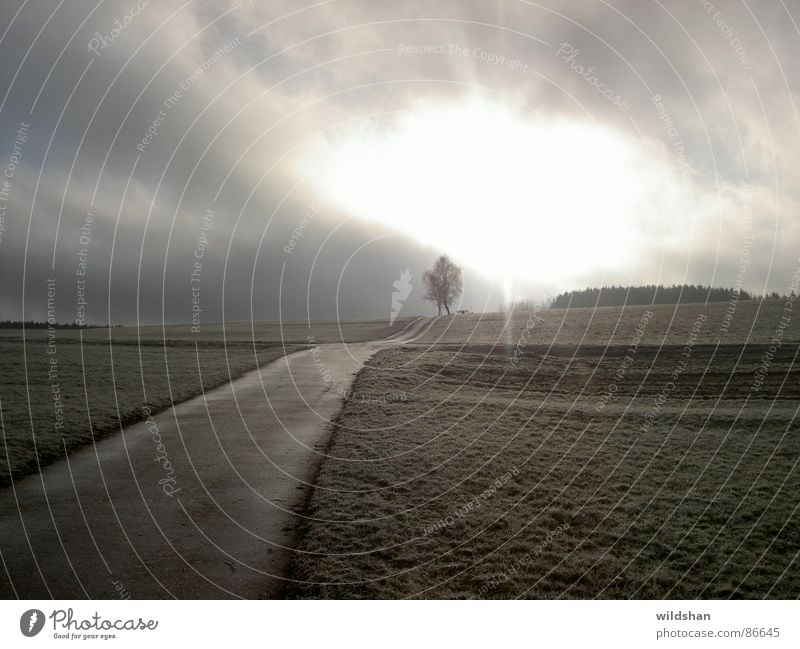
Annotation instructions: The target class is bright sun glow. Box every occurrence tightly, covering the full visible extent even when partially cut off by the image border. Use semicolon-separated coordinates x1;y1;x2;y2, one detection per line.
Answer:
300;97;692;292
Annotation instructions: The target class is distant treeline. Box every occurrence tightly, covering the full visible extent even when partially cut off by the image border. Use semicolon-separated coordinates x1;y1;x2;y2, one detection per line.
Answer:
550;285;763;308
0;320;102;329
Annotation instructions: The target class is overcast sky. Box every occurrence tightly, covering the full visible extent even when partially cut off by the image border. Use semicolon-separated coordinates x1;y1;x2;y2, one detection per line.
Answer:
1;0;798;325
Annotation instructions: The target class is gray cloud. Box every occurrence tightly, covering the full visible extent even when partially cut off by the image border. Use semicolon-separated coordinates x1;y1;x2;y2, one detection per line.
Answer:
1;0;798;324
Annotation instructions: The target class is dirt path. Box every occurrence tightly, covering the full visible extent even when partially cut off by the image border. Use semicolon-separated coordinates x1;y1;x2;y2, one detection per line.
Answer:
0;317;431;599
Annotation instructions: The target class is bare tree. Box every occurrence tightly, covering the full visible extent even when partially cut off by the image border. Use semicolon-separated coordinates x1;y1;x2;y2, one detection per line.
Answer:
422;270;443;316
423;255;463;316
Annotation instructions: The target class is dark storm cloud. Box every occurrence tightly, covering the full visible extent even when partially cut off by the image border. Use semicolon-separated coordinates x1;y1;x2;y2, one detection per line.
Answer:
1;0;798;324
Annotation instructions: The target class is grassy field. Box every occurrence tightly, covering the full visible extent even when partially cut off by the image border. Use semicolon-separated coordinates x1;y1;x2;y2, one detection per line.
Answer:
80;318;416;345
288;301;799;598
418;299;800;346
0;317;409;486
